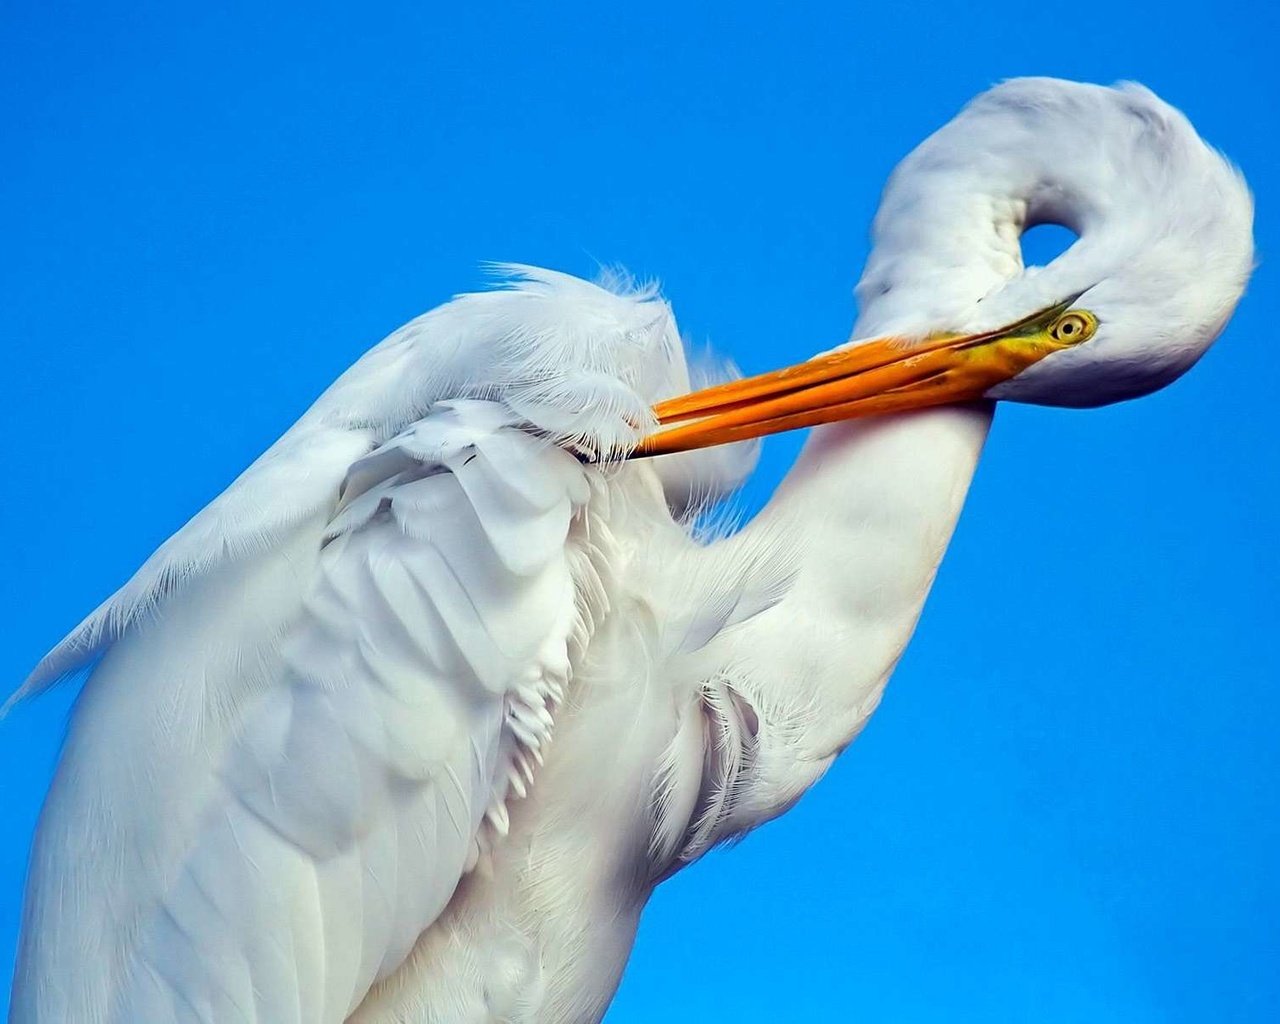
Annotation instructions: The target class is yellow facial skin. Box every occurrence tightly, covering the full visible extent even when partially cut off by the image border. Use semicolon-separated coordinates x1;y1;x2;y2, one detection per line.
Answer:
634;303;1098;458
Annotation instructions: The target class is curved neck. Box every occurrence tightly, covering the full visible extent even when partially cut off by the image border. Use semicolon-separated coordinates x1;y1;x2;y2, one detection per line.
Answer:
730;405;992;754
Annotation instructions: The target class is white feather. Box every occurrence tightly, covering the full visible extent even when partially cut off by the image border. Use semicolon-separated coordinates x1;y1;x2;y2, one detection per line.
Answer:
12;77;1254;1024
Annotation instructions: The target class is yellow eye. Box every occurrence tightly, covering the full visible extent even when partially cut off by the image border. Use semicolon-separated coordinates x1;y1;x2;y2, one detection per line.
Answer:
1048;310;1097;344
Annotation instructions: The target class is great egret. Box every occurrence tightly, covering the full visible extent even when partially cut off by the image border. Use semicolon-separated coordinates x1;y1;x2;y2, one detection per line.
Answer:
10;78;1252;1023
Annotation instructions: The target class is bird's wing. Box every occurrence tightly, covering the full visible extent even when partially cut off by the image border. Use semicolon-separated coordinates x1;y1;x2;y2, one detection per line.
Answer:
12;265;669;703
15;400;601;1024
12;266;766;1023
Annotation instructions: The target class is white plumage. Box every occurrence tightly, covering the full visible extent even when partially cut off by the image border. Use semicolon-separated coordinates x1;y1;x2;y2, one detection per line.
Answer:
12;267;791;1023
10;78;1252;1023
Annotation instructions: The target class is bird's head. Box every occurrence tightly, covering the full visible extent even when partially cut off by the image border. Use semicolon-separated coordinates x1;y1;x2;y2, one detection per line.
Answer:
637;78;1254;456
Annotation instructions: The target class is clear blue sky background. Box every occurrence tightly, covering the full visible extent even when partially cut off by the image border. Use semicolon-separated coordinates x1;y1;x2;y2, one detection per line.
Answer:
2;2;1276;1021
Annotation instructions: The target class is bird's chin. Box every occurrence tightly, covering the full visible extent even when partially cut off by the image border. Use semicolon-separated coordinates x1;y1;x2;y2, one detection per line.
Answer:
985;343;1206;409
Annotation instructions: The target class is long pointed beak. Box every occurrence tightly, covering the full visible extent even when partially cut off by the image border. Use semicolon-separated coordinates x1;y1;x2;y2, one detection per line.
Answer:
634;301;1094;458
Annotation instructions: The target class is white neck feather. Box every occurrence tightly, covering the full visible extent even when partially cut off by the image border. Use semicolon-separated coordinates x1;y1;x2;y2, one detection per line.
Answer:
851;77;1251;355
729;404;991;754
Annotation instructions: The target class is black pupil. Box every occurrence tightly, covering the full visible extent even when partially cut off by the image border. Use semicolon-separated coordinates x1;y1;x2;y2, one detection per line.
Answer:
1062;321;1075;334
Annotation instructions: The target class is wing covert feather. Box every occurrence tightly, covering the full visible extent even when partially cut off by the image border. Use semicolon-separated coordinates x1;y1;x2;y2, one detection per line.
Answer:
111;401;592;1023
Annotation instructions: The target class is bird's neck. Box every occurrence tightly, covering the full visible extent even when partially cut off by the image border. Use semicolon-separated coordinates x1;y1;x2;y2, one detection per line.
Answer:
736;404;992;754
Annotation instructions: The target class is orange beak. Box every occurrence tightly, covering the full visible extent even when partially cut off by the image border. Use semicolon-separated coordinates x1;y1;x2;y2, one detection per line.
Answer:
634;301;1095;458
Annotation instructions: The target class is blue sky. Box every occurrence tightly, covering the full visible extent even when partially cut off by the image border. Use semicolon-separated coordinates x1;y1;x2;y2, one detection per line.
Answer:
2;2;1277;1020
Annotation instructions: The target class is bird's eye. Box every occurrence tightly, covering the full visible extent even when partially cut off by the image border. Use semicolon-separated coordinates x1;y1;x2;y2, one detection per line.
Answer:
1048;310;1097;344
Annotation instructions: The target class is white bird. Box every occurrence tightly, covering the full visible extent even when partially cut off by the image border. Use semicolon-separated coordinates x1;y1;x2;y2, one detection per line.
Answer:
10;78;1252;1023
